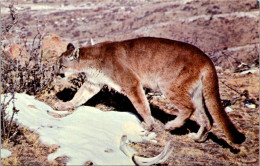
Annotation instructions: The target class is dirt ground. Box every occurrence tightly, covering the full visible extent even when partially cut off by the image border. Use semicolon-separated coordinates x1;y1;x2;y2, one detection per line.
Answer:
1;0;259;165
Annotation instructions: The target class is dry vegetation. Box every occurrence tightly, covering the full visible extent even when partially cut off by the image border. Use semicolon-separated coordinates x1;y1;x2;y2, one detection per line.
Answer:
1;0;259;165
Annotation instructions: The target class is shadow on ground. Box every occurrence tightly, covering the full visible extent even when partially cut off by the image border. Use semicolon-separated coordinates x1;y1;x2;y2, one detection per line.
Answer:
56;86;240;153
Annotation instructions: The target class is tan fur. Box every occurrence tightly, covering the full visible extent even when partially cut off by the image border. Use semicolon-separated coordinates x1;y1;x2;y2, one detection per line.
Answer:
55;37;245;144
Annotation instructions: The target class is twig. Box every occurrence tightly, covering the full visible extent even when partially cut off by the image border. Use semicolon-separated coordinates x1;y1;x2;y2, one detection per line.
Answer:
220;81;243;96
221;80;258;107
9;130;18;140
1;93;16;139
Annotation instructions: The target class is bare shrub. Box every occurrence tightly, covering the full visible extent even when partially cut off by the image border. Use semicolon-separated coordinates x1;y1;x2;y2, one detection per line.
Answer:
1;4;55;140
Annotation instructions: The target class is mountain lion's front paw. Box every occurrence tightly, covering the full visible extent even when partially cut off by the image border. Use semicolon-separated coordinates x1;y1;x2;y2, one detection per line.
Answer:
55;101;73;111
141;121;155;131
141;116;156;131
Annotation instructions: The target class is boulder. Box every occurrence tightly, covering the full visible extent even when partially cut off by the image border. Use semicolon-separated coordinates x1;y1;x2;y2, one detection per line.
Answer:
42;33;68;62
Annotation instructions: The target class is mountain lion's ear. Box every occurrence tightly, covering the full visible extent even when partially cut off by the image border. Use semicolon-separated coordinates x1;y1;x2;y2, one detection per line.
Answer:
67;43;75;50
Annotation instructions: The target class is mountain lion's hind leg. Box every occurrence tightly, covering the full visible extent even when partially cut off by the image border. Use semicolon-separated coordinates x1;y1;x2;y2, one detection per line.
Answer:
55;82;101;111
164;93;195;131
188;106;212;142
188;84;212;142
164;105;194;131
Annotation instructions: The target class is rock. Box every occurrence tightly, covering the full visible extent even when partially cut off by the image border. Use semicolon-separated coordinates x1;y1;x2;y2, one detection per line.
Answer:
7;33;68;64
215;66;223;73
42;33;68;62
234;62;250;73
9;44;30;62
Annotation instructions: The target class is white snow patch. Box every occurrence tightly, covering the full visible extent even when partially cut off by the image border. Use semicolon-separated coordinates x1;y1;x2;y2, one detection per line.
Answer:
227;44;257;52
1;93;153;165
175;0;195;4
225;106;233;113
245;104;256;109
1;149;12;158
240;68;259;75
180;11;259;23
16;4;93;11
1;3;99;15
90;38;95;46
134;11;258;34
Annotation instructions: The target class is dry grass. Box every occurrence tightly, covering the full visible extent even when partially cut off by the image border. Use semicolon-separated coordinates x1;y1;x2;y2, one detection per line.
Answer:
1;126;62;166
1;156;20;166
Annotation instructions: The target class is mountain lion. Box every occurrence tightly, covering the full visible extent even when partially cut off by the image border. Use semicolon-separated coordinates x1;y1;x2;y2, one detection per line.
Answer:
54;37;245;144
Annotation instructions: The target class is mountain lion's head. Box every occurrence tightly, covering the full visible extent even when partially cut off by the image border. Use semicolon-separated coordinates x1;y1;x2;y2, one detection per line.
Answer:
55;43;80;79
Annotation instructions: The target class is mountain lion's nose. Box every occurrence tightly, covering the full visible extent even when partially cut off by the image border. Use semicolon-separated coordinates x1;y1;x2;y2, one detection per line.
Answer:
54;67;65;78
57;73;65;78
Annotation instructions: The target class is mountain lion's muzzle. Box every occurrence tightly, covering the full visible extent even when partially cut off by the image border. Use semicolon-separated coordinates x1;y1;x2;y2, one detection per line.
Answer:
54;56;65;78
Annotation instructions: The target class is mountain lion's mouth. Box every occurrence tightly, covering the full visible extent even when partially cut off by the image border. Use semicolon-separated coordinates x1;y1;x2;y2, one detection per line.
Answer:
54;69;65;78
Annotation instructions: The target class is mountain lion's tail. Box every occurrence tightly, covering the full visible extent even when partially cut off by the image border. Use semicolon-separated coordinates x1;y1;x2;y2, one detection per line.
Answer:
202;64;245;144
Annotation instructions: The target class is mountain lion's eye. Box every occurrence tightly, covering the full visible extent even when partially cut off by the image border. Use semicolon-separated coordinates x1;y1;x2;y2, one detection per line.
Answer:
69;56;74;61
59;64;67;69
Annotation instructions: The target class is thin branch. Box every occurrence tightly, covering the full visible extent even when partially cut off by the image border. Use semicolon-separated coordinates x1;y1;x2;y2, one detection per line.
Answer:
220;81;243;96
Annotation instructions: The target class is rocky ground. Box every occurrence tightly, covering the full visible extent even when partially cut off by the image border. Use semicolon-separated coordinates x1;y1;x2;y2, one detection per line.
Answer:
1;0;259;165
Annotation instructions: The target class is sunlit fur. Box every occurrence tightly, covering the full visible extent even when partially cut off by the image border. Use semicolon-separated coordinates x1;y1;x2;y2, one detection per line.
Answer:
55;37;245;144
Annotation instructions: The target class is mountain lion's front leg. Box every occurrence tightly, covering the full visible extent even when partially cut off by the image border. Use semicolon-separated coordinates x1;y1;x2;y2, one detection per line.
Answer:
55;82;101;111
123;81;155;131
